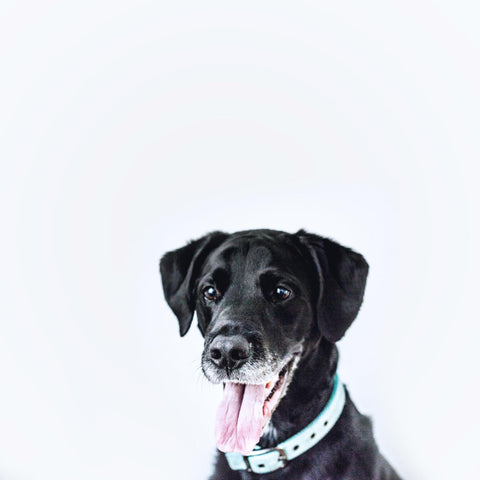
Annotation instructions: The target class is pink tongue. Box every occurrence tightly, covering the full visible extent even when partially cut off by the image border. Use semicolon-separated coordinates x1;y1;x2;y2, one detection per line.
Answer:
215;383;266;455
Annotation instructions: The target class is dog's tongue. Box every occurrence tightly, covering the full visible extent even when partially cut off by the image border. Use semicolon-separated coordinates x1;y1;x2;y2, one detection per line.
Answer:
215;383;265;455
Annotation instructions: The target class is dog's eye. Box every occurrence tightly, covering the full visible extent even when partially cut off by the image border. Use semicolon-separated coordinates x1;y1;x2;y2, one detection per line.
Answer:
203;286;218;301
273;286;291;301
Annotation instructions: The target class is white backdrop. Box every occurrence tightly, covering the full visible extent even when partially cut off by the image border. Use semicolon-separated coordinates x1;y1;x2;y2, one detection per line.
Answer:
1;1;479;479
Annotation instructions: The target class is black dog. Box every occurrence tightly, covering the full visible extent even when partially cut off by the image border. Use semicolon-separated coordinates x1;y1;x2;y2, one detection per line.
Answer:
160;229;401;479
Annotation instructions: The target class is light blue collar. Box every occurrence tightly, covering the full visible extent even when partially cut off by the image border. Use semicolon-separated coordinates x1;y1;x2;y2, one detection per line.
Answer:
225;375;346;474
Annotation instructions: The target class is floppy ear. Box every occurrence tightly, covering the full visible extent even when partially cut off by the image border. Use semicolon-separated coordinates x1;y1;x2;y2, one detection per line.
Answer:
160;231;228;336
297;230;369;342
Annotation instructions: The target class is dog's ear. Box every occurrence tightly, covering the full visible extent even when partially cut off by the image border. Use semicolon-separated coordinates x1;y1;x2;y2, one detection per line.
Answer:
160;231;229;336
297;230;369;342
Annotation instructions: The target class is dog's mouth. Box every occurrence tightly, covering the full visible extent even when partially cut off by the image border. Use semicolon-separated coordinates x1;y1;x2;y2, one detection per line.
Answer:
214;356;298;455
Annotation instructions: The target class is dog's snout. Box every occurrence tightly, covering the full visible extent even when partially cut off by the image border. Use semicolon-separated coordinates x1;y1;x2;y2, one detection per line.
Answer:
209;335;251;371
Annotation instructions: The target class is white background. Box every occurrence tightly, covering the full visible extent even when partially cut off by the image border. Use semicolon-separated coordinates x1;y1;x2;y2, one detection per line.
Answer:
1;1;479;479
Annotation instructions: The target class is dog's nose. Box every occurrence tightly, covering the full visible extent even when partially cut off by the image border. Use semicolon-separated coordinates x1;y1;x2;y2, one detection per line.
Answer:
209;335;250;371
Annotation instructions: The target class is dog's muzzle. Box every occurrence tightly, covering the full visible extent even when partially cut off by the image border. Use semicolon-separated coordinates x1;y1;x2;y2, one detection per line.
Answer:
208;334;251;372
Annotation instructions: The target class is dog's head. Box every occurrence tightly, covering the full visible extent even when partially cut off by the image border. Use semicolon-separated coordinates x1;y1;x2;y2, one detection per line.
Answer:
160;229;368;454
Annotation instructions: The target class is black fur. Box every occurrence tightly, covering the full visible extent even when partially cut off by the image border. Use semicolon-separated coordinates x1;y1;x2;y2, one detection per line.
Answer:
160;229;401;479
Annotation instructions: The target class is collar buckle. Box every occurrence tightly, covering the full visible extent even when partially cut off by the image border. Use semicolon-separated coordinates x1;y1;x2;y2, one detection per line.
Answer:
271;446;288;468
243;446;288;473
